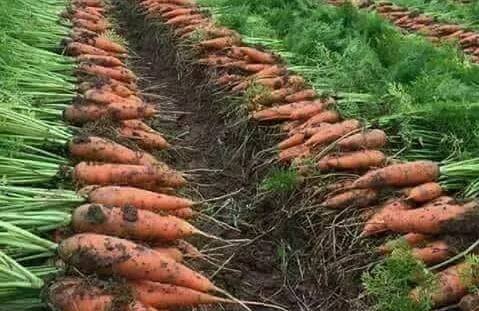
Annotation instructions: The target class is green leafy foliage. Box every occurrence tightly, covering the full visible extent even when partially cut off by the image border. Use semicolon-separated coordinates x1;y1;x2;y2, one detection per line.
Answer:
259;167;299;192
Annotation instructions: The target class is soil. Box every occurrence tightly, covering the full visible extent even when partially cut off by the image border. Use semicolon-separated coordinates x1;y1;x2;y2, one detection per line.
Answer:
111;2;373;310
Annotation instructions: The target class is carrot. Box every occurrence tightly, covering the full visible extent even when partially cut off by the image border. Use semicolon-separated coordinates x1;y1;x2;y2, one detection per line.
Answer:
236;47;276;64
73;18;110;33
252;101;322;121
352;161;440;189
278;144;310;163
119;126;170;149
69;136;159;166
411;240;451;265
78;63;136;82
383;200;477;234
304;119;361;147
362;199;411;236
165;14;204;25
64;102;157;124
198;36;240;49
162;8;199;18
237;63;271;73
152;246;184;262
257;75;304;89
420;196;456;209
289;99;330;120
253;65;288;79
67;41;109;56
58;234;216;292
47;279;158;311
72;204;209;241
77;54;124;67
129;280;230;308
74;35;127;54
406;182;443;203
68;9;102;22
121;119;155;132
166;207;195;219
338;129;387;150
322;189;378;209
318;150;386;171
285;89;317;103
253;87;298;105
85;185;193;211
73;162;186;188
83;88;131;105
278;133;306;150
325;180;354;192
296;110;340;131
71;6;105;17
377;233;430;254
282;120;303;132
78;80;134;97
410;262;473;307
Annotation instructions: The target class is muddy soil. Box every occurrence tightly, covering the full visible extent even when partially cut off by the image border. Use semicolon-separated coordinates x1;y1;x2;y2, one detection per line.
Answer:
112;2;371;310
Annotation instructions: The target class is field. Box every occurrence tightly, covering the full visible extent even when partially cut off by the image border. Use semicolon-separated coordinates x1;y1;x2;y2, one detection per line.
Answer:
2;0;479;311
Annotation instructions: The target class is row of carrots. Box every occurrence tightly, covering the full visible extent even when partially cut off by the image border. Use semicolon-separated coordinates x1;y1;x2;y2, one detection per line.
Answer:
12;0;270;310
135;0;479;310
329;0;479;63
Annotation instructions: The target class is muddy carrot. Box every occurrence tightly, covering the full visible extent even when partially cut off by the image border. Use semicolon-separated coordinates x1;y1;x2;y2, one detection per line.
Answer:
162;7;199;18
120;119;155;132
411;240;451;265
64;102;157;124
73;18;110;33
285;89;317;103
58;234;216;292
236;47;276;64
278;133;306;150
318;150;386;171
237;63;271;73
72;204;209;241
289;100;330;120
119;126;169;149
152;246;184;262
165;14;204;25
77;54;124;67
73;162;186;188
78;63;137;82
352;161;440;189
410;262;473;307
337;129;387;150
253;65;288;79
278;144;310;162
377;233;430;254
297;110;340;131
83;88;132;104
67;41;109;56
322;189;378;209
78;80;133;97
406;182;443;203
85;185;193;211
459;294;479;311
304;119;361;147
68;136;159;166
362;199;411;236
199;36;240;49
325;180;354;192
383;200;477;234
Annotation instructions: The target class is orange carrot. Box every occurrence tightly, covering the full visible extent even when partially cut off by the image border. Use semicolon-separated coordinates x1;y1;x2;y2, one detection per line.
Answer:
383;200;477;234
289;99;330;120
236;47;276;64
253;86;298;105
86;185;193;211
78;79;134;97
253;65;288;79
282;120;303;132
285;89;317;103
58;234;216;292
48;279;158;311
304;119;361;147
72;204;208;241
325;180;354;192
362;199;411;236
166;207;195;219
198;36;240;49
420;196;455;209
78;63;136;82
296;110;340;131
83;88;132;104
119;126;170;149
406;182;443;203
352;161;440;189
69;9;102;22
322;189;378;209
73;18;110;33
73;162;186;188
165;14;204;25
72;0;104;7
410;262;473;307
162;8;199;18
252;101;321;121
257;75;304;89
75;35;127;54
278;144;310;162
67;41;109;56
129;280;230;308
237;63;271;73
318;150;386;171
411;240;451;265
77;54;124;67
120;119;155;132
152;246;184;262
68;136;159;166
71;7;105;18
338;129;387;150
377;233;429;254
278;133;306;150
64;102;157;124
